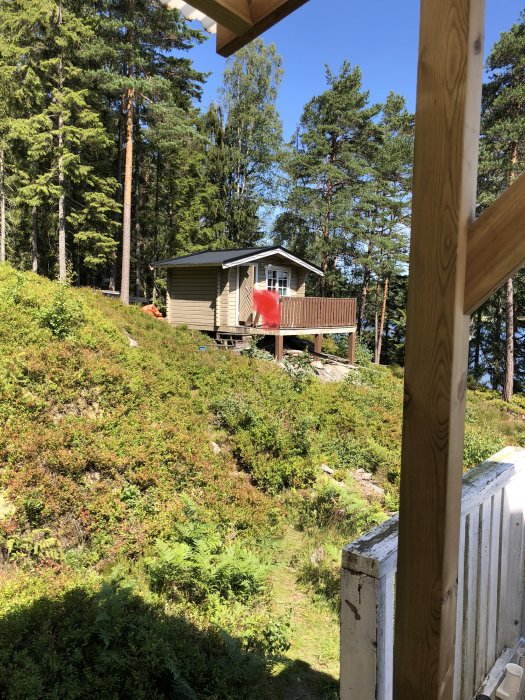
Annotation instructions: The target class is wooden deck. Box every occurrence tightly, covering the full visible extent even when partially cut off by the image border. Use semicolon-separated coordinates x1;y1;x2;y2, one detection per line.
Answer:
279;296;356;330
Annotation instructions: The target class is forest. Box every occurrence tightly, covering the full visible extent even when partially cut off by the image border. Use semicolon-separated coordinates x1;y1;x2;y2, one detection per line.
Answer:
0;2;523;391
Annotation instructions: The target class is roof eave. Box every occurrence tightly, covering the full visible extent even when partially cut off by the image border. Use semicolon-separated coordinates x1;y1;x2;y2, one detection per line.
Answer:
222;247;324;276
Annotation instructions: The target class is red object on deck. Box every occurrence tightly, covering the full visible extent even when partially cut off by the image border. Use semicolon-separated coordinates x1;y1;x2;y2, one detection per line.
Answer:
141;304;163;318
252;289;280;328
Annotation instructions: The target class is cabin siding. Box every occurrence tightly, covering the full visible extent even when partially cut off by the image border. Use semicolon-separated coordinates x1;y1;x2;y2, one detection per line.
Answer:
254;256;304;296
217;269;230;326
227;268;238;325
166;267;217;330
296;269;306;297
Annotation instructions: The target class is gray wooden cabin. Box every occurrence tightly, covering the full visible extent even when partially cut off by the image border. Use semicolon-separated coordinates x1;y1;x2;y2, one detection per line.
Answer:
152;247;357;361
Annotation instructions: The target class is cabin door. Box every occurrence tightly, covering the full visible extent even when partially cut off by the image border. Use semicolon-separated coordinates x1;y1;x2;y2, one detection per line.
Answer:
238;266;254;325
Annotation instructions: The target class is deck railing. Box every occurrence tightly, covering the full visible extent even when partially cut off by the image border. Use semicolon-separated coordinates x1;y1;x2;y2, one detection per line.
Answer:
278;296;357;329
340;446;525;700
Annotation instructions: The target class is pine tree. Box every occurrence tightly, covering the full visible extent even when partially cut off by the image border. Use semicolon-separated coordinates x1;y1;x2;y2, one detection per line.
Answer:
478;11;525;400
90;0;206;303
275;62;380;296
219;39;283;245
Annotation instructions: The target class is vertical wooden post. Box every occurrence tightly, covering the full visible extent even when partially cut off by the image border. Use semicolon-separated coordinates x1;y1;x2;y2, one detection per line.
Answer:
275;335;283;362
314;333;323;355
348;332;356;366
393;1;485;698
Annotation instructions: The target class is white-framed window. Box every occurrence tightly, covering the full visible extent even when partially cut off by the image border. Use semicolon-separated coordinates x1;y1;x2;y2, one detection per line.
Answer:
265;266;290;296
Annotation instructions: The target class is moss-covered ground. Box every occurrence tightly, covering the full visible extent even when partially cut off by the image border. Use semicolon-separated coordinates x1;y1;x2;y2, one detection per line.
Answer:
0;264;523;698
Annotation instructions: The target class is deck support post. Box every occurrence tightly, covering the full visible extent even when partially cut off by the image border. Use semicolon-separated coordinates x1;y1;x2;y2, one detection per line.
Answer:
393;1;485;698
275;334;283;362
348;332;356;366
314;333;323;355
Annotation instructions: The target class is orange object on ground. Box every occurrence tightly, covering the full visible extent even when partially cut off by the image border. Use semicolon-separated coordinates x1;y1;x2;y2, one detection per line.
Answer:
252;289;280;328
141;304;163;318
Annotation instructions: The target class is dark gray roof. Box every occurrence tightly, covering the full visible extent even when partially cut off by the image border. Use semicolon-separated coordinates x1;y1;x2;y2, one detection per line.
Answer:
150;247;323;276
151;248;273;268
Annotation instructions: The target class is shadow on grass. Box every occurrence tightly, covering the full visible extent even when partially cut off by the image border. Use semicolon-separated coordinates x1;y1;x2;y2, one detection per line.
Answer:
0;582;338;699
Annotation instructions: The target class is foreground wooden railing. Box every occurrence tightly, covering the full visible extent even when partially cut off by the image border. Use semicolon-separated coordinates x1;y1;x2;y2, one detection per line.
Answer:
340;446;525;700
278;296;357;329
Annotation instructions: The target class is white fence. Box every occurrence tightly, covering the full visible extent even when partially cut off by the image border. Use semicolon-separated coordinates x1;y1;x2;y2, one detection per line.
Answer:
340;446;525;700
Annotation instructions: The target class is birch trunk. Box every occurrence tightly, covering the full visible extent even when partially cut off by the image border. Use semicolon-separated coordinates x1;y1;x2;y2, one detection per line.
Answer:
502;277;514;402
502;144;518;402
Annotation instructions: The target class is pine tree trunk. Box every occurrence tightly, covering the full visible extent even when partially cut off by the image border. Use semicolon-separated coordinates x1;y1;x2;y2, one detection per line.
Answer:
120;87;134;305
31;205;38;273
502;277;514;402
0;148;6;263
57;2;66;283
135;221;141;298
358;265;370;337
375;276;389;364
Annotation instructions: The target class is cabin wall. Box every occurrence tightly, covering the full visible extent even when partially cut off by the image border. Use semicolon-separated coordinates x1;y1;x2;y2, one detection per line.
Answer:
166;267;217;330
253;256;306;296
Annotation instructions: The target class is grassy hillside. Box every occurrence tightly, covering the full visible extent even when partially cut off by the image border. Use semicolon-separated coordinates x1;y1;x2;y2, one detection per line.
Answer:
0;265;523;699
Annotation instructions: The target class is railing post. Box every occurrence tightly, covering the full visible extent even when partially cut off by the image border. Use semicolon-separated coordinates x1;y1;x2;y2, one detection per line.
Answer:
341;517;398;700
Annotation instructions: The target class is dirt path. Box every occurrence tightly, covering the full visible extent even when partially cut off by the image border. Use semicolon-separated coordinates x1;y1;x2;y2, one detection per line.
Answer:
269;528;339;700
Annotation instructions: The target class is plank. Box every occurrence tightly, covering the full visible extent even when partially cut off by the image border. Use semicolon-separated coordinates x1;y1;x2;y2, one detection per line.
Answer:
465;172;525;314
216;0;310;56
179;0;253;33
392;0;486;697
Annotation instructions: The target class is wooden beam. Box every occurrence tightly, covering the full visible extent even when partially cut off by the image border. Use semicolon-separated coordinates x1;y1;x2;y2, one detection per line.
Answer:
314;333;322;355
275;334;283;362
348;332;355;366
464;172;525;314
393;0;485;698
184;0;253;34
216;0;310;56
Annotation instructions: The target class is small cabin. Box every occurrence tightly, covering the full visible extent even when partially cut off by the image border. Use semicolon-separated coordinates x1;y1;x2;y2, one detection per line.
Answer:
151;246;357;361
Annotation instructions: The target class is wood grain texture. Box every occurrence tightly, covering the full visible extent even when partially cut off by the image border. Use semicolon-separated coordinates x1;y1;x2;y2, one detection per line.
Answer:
464;172;525;314
393;0;485;698
216;0;310;56
183;0;253;33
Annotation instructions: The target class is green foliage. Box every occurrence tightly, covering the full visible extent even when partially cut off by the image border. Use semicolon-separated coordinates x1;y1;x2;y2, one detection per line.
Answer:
282;351;315;392
39;286;85;339
297;480;386;535
145;532;266;604
0;267;521;698
0;581;271;700
463;431;505;469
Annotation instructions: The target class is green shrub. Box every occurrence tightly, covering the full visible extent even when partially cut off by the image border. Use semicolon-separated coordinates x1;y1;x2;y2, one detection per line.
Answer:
297;480;386;535
251;456;317;494
463;431;505;468
282;352;314;391
39;287;85;339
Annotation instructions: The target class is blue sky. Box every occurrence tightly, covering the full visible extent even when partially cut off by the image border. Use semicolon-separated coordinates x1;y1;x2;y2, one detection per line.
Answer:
187;0;524;140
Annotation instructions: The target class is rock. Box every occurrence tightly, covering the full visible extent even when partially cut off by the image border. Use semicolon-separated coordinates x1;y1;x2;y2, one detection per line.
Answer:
351;469;385;499
310;547;325;565
321;463;335;475
125;333;139;348
312;362;351;382
210;441;222;455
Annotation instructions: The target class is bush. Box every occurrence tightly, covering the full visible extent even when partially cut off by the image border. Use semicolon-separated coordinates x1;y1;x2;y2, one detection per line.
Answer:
463;431;505;468
282;352;314;391
39;287;85;339
297;481;386;535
